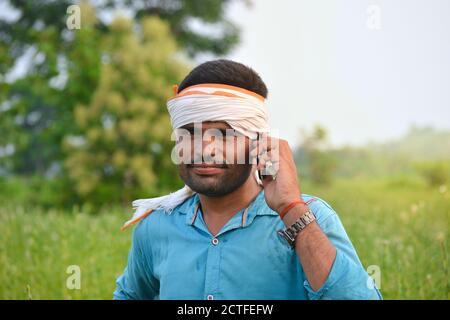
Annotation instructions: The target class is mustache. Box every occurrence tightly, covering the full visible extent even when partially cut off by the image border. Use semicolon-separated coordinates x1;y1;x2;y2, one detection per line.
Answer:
184;154;228;167
186;156;227;167
186;162;229;168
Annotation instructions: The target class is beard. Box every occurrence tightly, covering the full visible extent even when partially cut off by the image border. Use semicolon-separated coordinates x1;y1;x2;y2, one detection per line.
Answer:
178;163;253;197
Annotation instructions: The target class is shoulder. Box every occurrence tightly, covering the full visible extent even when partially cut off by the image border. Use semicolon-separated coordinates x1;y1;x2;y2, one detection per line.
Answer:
133;193;198;238
301;193;338;225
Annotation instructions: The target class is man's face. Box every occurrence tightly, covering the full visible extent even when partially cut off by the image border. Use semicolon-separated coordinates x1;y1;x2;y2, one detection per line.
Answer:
177;121;253;197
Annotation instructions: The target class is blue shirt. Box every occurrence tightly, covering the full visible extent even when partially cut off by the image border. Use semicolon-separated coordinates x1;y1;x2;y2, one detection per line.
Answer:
114;191;382;300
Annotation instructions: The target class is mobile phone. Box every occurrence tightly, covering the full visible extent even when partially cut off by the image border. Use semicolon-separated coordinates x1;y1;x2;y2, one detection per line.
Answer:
253;133;275;185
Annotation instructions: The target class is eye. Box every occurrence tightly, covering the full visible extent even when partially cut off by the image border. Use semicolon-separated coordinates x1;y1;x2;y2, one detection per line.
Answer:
174;128;194;142
227;129;244;138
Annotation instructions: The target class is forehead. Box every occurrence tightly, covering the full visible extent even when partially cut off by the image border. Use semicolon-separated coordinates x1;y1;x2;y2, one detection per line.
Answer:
181;121;232;130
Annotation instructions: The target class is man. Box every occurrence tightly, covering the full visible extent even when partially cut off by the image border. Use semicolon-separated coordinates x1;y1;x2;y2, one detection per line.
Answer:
114;59;382;300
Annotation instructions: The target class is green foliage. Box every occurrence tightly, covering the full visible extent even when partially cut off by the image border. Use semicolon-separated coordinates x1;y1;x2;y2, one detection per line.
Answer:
0;1;102;175
296;125;337;185
0;0;241;176
373;126;450;161
381;174;427;190
414;161;450;187
295;126;450;181
306;178;449;300
307;149;337;185
0;206;131;299
0;176;74;209
64;15;186;206
1;178;448;299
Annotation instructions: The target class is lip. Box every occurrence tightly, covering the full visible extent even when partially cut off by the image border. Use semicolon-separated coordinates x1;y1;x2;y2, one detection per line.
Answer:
189;164;226;175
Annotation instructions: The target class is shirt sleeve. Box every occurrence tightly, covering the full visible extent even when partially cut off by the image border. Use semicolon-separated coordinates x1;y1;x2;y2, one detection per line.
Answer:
302;199;383;300
113;219;159;300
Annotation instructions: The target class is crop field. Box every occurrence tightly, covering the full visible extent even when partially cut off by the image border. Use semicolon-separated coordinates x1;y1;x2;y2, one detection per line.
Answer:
0;178;448;299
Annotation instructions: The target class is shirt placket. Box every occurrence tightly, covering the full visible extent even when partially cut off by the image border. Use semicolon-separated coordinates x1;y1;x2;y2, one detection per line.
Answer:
203;235;221;300
187;199;258;300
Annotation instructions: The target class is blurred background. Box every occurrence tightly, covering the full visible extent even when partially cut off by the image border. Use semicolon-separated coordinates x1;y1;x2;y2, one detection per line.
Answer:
0;0;448;299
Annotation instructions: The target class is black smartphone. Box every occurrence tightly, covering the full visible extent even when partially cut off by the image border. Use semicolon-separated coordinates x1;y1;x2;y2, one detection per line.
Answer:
254;133;269;184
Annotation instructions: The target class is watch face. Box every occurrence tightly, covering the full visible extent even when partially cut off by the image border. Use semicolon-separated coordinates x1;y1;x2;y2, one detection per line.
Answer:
277;230;295;248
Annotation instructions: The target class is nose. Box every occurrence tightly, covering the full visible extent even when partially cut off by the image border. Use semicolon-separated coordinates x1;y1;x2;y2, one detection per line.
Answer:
189;136;216;163
202;139;216;157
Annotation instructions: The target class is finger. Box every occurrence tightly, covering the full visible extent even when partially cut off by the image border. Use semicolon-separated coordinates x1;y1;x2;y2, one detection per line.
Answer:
257;157;266;170
258;148;280;165
257;157;279;176
260;135;280;154
250;134;278;153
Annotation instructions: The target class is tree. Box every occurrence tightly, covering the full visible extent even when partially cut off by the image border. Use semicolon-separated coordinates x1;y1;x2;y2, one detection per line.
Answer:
64;14;187;206
295;125;337;185
0;0;242;176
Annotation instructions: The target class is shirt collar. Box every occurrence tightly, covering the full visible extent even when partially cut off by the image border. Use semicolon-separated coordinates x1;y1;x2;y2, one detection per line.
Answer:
178;190;279;227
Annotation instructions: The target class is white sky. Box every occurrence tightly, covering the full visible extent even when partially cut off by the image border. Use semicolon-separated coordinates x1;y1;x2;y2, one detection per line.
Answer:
2;0;449;147
218;0;450;147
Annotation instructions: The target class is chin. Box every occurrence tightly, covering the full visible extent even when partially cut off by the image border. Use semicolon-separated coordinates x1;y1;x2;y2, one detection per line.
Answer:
185;179;227;196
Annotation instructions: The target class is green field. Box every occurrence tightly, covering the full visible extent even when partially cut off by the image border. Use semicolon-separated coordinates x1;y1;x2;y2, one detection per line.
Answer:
0;178;448;299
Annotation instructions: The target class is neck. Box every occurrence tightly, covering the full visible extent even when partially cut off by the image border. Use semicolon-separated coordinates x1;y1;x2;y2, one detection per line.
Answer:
198;171;262;219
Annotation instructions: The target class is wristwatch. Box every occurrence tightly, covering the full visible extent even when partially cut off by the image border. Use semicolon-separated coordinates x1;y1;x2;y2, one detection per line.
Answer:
277;209;316;248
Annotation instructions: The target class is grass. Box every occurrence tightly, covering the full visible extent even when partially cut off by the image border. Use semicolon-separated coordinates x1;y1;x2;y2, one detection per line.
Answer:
0;207;131;299
0;178;448;299
305;178;449;299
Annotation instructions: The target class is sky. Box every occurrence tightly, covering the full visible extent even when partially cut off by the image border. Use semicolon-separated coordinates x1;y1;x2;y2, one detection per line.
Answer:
1;0;449;148
217;0;450;147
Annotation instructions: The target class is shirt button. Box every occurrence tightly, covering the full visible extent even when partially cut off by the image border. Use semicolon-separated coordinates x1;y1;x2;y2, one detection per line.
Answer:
207;294;214;300
211;238;219;246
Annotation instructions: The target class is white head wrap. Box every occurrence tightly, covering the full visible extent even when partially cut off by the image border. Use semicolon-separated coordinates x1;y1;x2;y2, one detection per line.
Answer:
121;83;269;230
